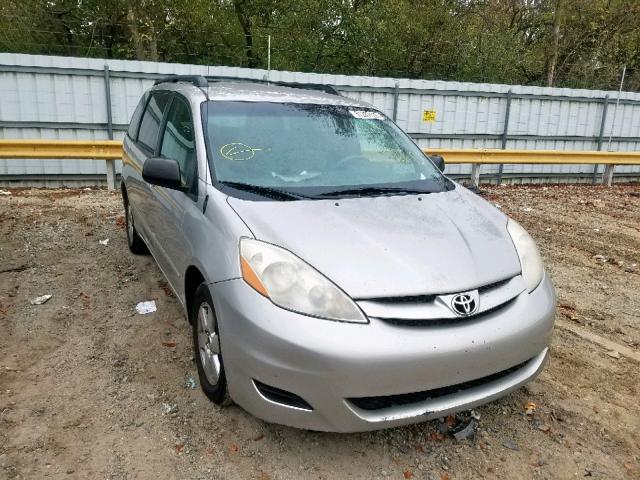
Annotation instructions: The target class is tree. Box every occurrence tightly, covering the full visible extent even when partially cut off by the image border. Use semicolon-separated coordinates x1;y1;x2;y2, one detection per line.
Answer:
0;0;638;91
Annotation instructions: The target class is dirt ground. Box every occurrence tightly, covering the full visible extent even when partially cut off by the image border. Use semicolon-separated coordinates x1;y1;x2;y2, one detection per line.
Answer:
0;184;639;480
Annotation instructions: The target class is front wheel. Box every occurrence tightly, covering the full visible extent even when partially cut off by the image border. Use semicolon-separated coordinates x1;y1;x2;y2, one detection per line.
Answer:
191;284;231;405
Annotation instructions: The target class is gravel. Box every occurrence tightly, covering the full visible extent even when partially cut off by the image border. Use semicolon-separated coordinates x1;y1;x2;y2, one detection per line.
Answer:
0;185;638;479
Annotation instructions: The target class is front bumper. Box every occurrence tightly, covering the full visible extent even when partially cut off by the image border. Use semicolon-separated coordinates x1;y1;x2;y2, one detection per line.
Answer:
210;275;556;432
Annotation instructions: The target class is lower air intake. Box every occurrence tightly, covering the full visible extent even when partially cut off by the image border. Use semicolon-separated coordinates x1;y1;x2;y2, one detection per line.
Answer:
254;380;313;411
347;359;530;411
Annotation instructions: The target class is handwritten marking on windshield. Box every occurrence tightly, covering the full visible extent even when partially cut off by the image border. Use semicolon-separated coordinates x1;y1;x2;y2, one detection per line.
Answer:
220;143;266;161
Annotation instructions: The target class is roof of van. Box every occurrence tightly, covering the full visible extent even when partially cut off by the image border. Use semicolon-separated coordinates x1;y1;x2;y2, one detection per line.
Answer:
207;81;372;107
155;79;374;108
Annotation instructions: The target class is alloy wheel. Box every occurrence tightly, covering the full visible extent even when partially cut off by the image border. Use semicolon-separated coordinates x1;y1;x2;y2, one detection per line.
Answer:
197;302;221;385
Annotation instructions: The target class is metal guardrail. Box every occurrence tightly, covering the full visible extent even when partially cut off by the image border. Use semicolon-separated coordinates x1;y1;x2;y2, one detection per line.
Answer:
1;140;639;190
0;139;121;189
426;148;640;188
0;139;122;158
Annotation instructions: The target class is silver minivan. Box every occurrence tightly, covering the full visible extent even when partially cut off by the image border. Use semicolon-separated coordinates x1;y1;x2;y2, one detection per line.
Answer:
121;76;556;432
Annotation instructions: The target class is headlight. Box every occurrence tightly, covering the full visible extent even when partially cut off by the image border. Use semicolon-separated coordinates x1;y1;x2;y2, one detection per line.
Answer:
239;238;367;323
507;219;544;292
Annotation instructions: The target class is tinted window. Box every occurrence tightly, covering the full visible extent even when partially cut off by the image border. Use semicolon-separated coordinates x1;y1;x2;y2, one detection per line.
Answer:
126;92;149;140
137;92;172;152
160;96;196;187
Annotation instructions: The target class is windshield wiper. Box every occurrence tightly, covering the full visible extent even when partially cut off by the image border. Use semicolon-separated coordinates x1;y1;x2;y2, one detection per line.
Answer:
219;181;309;200
317;186;432;198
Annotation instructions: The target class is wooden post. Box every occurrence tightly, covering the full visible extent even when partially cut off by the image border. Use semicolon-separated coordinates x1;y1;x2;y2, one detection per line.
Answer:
105;159;116;189
470;164;481;190
602;164;615;186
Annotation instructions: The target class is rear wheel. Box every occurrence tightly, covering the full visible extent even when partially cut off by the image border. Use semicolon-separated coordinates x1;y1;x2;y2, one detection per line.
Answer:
124;199;148;254
191;284;232;405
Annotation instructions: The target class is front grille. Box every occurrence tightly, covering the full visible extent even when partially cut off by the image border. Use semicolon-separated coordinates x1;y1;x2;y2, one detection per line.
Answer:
254;380;313;411
378;297;516;327
478;277;512;292
347;358;529;411
358;277;514;305
364;294;437;304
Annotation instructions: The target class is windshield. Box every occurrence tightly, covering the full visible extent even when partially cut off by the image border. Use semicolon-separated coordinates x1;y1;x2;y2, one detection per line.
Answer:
203;101;451;199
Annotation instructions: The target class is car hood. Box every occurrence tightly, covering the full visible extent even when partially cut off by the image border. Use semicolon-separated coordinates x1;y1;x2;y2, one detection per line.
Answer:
227;185;522;298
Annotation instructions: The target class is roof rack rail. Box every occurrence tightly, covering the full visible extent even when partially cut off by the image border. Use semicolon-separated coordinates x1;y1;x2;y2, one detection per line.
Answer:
272;81;341;96
207;76;341;96
154;75;208;88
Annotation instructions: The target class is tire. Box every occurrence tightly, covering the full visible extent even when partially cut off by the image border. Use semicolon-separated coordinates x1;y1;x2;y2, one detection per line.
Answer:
191;283;232;406
124;198;148;254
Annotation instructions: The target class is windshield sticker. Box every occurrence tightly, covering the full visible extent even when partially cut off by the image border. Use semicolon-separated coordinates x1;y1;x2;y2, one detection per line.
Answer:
220;143;266;161
348;110;385;120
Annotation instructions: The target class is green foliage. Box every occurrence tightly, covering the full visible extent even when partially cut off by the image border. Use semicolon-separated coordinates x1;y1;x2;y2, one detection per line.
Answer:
0;0;638;90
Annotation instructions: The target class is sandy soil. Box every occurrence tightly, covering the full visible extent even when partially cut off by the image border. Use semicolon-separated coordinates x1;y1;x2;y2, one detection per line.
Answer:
0;184;638;480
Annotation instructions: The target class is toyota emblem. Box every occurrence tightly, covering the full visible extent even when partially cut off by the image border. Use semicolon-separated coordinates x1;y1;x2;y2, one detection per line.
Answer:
451;293;478;316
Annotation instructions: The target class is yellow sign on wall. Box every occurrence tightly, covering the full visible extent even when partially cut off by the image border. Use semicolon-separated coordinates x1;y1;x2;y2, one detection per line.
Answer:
422;110;436;122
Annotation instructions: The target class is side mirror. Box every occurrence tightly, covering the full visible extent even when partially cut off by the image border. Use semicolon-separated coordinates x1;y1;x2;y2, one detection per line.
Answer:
430;155;445;172
142;157;184;191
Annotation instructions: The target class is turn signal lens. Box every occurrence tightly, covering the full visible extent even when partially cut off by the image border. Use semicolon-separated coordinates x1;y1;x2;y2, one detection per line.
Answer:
240;256;268;297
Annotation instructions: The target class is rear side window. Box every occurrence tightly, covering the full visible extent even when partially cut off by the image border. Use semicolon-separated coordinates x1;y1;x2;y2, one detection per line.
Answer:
126;91;149;140
137;92;172;152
